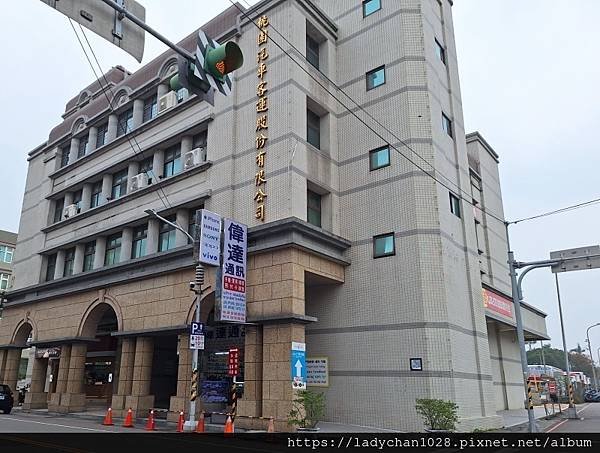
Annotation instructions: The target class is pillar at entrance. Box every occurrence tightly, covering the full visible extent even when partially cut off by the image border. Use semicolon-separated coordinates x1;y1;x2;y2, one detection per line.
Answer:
125;337;154;417
236;326;263;425
0;350;7;383
49;344;71;413
23;357;48;410
111;338;135;416
60;343;87;412
2;349;21;392
168;334;192;422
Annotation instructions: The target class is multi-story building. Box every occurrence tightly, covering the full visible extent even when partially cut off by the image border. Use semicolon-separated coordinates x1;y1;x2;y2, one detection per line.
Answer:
0;230;17;296
0;0;547;431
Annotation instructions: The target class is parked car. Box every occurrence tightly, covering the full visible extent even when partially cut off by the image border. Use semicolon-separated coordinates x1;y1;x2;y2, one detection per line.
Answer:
0;384;14;414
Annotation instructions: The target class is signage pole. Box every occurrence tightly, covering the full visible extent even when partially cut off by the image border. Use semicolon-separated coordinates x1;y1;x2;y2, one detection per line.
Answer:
186;264;204;430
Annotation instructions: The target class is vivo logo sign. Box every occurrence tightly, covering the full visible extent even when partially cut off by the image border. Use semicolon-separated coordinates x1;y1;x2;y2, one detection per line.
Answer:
197;209;222;266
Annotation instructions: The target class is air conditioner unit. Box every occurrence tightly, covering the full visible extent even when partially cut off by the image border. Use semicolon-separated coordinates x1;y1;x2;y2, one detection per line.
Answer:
183;148;204;170
158;91;178;114
63;204;78;219
130;173;149;192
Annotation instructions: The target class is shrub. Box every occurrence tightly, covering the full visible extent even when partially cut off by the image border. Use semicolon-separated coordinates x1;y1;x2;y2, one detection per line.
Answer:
415;398;459;431
287;390;326;429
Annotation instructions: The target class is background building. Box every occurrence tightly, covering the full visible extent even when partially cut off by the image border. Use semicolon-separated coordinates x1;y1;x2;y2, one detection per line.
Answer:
0;0;546;431
0;230;17;296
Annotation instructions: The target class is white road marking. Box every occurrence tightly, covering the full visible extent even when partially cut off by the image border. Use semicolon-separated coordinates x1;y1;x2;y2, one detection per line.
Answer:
0;416;112;432
546;404;592;433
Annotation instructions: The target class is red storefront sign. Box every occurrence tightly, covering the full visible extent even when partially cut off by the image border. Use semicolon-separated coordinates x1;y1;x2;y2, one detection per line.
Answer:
482;288;513;319
228;348;240;376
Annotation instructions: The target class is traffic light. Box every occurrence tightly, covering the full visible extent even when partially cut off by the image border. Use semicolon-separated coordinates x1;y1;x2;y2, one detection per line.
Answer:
169;57;210;96
204;41;244;82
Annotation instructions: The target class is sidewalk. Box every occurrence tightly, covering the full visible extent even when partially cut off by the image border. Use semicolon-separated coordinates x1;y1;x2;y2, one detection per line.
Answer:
497;404;571;432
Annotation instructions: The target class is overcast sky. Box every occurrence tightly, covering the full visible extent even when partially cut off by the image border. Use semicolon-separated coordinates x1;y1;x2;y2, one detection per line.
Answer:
1;1;599;357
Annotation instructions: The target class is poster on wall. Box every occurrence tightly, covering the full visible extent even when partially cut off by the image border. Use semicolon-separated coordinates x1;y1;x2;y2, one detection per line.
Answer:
482;288;513;319
217;219;248;323
307;357;329;387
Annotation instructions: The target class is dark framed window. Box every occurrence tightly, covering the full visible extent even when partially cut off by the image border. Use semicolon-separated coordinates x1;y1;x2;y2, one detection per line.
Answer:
366;65;386;90
96;123;108;148
60;145;70;168
442;113;453;138
104;234;122;266
306;34;320;69
111;169;128;199
0;273;9;290
132;225;148;259
45;254;57;282
83;241;96;272
117;108;134;137
163;144;182;177
307;109;321;149
450;193;461;218
159;216;176;252
77;134;89;158
176;88;188;103
363;0;381;17
192;132;207;149
140;157;154;184
90;181;102;208
63;248;76;277
369;146;390;171
188;208;200;242
435;39;446;65
373;233;395;258
72;189;83;213
0;245;14;264
307;190;322;228
143;95;158;122
53;198;65;224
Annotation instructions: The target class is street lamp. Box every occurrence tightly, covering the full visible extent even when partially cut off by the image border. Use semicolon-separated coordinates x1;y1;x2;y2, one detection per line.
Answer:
145;208;204;431
586;323;600;389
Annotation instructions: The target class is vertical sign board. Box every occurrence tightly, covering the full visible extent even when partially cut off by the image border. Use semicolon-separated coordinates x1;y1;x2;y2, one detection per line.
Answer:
189;322;205;350
218;219;248;323
291;342;307;389
306;357;329;387
228;348;240;376
196;209;222;266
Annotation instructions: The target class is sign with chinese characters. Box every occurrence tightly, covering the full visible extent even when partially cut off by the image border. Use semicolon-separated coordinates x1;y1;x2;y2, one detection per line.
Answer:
254;15;270;222
219;219;248;322
189;334;205;350
228;348;240;376
307;357;329;387
482;288;514;319
291;342;307;389
196;209;222;266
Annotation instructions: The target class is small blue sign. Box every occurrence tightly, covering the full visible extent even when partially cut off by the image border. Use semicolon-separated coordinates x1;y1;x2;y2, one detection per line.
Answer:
190;322;204;335
291;342;307;389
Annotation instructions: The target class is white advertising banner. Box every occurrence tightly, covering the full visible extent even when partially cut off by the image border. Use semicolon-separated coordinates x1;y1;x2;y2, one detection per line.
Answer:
218;219;248;322
197;209;222;266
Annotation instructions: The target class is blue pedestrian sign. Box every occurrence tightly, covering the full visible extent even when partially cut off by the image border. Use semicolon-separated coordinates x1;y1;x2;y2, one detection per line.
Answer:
291;342;306;389
190;322;204;335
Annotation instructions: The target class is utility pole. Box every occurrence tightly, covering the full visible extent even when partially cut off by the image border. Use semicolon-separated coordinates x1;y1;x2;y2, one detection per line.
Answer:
585;323;600;389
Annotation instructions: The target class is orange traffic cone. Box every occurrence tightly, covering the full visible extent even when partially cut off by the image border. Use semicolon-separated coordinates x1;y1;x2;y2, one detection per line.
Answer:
145;410;156;431
102;407;114;426
176;411;185;433
195;412;205;433
123;408;134;428
267;417;275;433
224;415;234;435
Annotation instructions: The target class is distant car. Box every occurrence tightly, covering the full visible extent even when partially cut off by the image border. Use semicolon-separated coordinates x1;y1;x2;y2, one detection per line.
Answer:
0;384;14;414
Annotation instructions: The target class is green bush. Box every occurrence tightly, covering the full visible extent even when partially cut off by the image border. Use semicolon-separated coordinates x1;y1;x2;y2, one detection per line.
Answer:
415;398;459;431
287;390;326;429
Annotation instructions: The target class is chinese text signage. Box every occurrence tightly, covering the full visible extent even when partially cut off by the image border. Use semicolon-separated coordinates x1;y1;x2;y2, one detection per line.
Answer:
254;15;270;222
307;357;329;387
482;288;513;319
228;348;240;376
219;219;248;322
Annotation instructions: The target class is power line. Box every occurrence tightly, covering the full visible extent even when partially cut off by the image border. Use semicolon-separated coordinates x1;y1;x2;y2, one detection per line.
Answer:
510;197;600;225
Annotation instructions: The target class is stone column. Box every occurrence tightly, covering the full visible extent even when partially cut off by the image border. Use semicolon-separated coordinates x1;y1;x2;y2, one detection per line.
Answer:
73;244;85;275
111;338;135;415
181;135;193;154
169;334;192;422
64;192;74;208
157;83;169;99
60;343;87;412
94;237;107;269
147;219;160;255
0;350;6;382
1;349;20;391
132;99;144;129
23;358;48;410
152;149;165;181
68;137;80;164
88;127;98;153
236;326;264;430
175;209;189;247
126;161;140;193
81;183;92;212
101;174;113;203
54;250;66;280
49;344;71;412
107;113;118;143
120;227;133;263
125;337;154;417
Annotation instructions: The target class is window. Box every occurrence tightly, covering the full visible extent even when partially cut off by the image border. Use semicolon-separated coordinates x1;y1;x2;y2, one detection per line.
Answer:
143;95;158;122
163;144;182;177
83;241;96;272
193;132;208;162
140;157;154;184
307;109;321;149
159;216;176;252
366;65;386;90
188;209;199;241
46;254;57;282
435;39;446;65
60;145;70;168
307;190;322;228
117;108;134;137
63;248;75;277
96;123;108;148
369;146;390;171
176;88;188;103
306;34;320;69
0;246;14;264
132;225;148;259
90;181;102;208
0;273;9;290
111;169;128;199
53;198;65;224
72;190;83;213
373;233;395;258
450;193;461;218
77;134;89;158
363;0;381;17
104;234;122;266
442;113;453;138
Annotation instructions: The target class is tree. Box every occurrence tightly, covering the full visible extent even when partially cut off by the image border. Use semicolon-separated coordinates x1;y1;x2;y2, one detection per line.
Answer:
526;345;599;378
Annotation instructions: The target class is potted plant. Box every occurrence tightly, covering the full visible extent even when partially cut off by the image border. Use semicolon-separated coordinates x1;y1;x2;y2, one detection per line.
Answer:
415;398;459;432
287;390;326;432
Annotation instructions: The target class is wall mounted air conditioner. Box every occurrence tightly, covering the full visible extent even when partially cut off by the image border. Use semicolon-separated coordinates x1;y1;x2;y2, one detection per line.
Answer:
158;91;178;114
130;173;149;192
63;204;78;219
183;148;205;170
